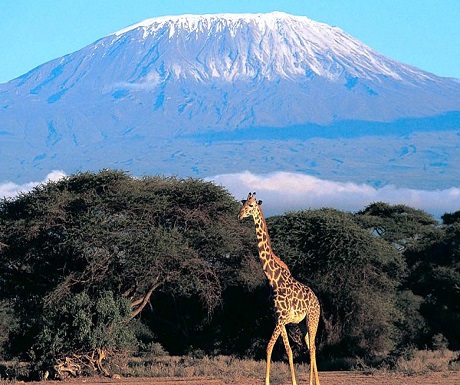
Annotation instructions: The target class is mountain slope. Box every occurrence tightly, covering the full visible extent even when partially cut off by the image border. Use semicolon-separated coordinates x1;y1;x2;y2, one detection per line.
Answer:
0;12;459;185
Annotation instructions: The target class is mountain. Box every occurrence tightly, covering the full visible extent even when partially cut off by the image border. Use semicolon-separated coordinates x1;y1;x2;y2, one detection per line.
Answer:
1;12;459;188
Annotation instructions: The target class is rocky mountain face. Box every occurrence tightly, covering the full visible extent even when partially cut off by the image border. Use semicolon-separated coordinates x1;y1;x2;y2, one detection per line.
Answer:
1;12;459;187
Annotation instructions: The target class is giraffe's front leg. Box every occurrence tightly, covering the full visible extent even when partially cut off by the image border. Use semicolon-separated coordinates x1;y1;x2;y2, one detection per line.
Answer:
265;324;282;385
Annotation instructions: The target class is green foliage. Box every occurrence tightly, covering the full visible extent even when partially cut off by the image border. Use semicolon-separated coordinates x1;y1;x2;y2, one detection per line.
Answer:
0;301;17;359
268;208;406;357
355;202;440;252
441;210;460;225
0;171;249;308
405;220;460;349
356;204;460;351
392;290;427;349
32;291;136;365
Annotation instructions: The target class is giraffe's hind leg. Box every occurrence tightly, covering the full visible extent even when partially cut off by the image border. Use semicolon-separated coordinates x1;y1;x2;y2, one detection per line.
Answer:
280;325;298;385
306;313;320;385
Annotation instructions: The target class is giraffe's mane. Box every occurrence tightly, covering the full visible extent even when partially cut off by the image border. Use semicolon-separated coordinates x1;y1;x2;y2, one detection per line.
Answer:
254;201;291;273
272;253;291;272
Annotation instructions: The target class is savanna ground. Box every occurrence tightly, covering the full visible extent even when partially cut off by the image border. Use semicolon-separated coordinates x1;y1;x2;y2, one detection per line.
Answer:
4;351;459;385
17;371;460;385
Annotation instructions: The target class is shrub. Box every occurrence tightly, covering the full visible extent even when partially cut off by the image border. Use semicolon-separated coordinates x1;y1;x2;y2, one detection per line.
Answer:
394;348;460;374
31;290;136;375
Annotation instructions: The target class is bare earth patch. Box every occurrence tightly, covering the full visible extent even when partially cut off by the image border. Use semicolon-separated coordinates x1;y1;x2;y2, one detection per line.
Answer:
23;371;460;385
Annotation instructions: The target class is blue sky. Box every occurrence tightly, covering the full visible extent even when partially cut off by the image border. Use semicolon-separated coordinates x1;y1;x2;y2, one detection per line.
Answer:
1;0;459;84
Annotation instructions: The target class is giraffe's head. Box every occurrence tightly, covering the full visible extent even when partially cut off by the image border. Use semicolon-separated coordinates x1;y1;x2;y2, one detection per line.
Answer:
238;192;262;220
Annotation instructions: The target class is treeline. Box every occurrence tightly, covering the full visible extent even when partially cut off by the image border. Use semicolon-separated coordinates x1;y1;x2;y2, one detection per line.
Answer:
0;170;459;376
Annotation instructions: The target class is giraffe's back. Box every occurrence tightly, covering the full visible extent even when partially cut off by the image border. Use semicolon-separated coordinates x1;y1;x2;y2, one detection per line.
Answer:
273;275;319;324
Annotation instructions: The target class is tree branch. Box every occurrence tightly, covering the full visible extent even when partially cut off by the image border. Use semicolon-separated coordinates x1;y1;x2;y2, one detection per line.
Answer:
129;277;161;320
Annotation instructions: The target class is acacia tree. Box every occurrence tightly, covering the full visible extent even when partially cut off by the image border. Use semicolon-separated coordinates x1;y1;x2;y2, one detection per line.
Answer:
354;202;440;252
356;203;460;350
0;170;253;375
404;211;460;350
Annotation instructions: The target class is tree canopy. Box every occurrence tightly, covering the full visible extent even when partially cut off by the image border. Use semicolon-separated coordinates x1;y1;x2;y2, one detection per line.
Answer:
355;202;440;252
0;170;255;373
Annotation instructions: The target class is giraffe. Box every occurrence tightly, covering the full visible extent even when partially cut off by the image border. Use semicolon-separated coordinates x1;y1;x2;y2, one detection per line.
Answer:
238;192;321;385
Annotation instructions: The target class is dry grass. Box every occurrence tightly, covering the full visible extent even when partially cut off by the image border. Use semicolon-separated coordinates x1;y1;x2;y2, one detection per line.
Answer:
124;355;310;383
1;350;459;383
0;360;29;383
123;350;460;380
394;349;460;374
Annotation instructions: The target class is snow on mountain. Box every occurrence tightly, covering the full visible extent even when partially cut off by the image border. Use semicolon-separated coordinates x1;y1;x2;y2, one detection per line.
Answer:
0;12;459;187
110;11;434;84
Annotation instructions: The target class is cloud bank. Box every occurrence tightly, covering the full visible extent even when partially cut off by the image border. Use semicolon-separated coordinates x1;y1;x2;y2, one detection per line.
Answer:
0;170;66;199
1;170;458;220
208;171;460;218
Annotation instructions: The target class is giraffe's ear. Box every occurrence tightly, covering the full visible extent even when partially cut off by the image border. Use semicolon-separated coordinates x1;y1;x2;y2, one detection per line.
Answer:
241;199;247;205
257;200;263;205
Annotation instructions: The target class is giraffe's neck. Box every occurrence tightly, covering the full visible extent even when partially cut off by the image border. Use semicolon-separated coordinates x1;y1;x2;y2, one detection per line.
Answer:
252;207;290;287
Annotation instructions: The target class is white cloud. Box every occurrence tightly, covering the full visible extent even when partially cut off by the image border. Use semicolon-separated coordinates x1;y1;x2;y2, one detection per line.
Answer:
0;170;66;199
2;170;458;219
113;72;164;92
208;171;460;218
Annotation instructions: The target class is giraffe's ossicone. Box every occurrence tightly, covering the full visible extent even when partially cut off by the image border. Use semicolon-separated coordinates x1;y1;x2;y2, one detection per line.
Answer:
239;192;321;385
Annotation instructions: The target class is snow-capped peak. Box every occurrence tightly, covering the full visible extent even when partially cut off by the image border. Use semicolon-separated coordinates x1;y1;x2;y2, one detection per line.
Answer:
114;12;310;36
108;11;433;83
